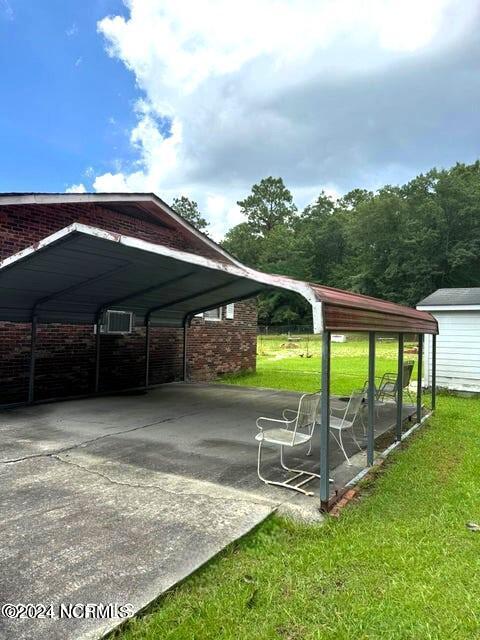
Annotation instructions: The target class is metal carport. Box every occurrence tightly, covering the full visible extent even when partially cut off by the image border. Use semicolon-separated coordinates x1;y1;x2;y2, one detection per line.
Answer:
0;221;438;510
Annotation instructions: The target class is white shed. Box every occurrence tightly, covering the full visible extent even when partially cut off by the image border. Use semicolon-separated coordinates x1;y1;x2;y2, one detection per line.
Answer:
417;288;480;394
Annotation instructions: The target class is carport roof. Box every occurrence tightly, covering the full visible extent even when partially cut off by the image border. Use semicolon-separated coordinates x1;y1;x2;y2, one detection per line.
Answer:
0;195;438;334
0;223;438;334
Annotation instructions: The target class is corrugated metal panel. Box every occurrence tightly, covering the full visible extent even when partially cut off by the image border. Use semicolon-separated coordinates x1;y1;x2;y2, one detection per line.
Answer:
323;304;437;334
311;283;434;321
0;228;265;326
0;223;438;334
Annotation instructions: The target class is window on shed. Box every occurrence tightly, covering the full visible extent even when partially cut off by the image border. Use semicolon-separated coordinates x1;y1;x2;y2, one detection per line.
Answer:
225;303;235;319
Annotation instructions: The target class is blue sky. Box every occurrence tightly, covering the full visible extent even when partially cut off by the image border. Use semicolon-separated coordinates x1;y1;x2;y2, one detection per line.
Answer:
0;0;136;191
1;1;479;239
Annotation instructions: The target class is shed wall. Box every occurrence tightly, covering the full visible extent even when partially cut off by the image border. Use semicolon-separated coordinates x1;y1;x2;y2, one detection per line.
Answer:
423;310;480;393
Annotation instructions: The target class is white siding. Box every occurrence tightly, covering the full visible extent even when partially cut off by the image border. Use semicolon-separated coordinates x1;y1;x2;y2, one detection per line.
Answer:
423;310;480;393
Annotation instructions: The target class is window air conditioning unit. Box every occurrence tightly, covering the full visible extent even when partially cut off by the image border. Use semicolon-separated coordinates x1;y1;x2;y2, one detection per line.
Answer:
98;310;134;335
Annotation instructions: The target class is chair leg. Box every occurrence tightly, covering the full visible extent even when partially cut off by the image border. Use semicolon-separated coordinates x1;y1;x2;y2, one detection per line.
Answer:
332;429;351;465
359;406;367;436
406;388;415;404
280;445;321;477
350;427;363;452
256;440;327;496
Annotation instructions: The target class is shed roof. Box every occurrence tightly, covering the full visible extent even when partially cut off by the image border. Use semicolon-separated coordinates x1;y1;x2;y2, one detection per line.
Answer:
418;288;480;308
0;220;438;334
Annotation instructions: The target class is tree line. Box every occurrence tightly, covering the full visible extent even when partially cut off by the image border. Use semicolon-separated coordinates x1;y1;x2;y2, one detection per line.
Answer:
172;161;480;325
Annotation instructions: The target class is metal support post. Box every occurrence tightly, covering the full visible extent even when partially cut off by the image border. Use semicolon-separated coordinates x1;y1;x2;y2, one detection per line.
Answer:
431;334;437;410
28;315;38;404
319;331;331;510
145;318;151;389
94;313;102;393
367;332;375;466
396;333;404;440
416;334;423;422
183;315;190;381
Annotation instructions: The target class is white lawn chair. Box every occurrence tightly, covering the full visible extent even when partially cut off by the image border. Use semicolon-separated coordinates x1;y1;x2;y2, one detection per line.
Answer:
255;391;321;496
330;390;364;465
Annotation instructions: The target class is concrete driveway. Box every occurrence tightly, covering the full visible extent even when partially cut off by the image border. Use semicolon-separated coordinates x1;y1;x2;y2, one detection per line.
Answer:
0;383;325;640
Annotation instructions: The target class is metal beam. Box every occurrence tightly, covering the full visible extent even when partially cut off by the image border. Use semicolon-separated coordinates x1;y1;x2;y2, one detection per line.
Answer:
102;271;196;311
32;262;131;313
185;289;266;320
28;315;38;404
431;333;437;410
396;333;404;440
320;330;331;510
417;333;423;422
182;314;190;382
146;280;238;317
367;331;375;466
145;319;151;389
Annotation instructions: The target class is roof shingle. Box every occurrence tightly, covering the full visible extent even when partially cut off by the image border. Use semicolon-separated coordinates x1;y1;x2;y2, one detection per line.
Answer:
418;288;480;306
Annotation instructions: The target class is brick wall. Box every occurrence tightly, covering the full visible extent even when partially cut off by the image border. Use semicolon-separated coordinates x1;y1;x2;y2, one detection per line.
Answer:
0;202;228;261
187;300;257;381
0;322;31;404
0;301;256;405
0;202;257;405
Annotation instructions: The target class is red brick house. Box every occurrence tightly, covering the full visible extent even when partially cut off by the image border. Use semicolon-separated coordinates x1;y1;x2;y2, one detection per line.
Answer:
0;193;257;406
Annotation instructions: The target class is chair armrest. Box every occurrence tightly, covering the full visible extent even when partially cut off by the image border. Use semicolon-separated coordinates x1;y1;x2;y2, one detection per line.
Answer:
377;373;396;390
256;416;293;431
379;372;396;383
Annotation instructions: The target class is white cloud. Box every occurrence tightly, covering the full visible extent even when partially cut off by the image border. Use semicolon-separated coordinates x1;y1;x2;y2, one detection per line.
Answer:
90;0;479;238
0;0;13;20
65;183;87;194
204;195;245;241
66;23;78;37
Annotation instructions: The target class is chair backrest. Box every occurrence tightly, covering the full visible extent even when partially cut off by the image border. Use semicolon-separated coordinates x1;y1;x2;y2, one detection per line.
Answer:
403;361;414;387
343;390;364;424
291;391;321;443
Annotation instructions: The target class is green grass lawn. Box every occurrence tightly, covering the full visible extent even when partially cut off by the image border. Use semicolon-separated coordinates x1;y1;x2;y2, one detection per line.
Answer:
114;338;480;640
222;334;418;396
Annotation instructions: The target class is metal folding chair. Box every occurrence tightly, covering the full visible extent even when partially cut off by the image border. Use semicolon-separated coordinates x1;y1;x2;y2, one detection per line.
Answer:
329;390;364;465
255;391;321;496
377;360;415;404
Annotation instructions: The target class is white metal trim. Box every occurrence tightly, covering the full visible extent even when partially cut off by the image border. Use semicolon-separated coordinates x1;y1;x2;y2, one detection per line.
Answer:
312;300;323;334
417;304;480;311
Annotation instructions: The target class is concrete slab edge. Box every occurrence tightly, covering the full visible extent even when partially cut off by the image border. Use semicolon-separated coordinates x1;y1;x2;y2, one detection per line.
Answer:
96;510;275;640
